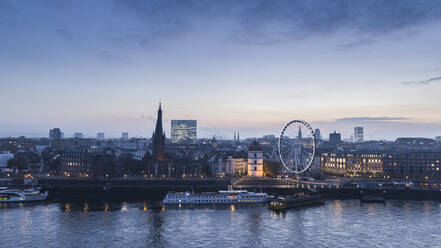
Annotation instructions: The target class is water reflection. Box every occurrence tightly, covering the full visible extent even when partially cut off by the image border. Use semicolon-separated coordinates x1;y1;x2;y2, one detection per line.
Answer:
60;202;123;212
0;200;440;248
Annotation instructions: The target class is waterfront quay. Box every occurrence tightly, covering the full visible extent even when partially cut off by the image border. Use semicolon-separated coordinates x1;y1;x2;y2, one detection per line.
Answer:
30;176;441;202
277;178;441;200
37;177;232;201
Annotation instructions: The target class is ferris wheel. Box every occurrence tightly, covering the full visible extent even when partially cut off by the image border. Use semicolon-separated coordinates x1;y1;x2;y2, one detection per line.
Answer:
278;120;316;174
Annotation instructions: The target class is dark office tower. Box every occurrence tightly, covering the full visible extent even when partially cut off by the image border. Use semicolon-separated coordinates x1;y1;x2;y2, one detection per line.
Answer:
49;128;62;140
329;131;342;144
298;127;302;139
152;103;166;161
49;128;63;149
314;128;321;141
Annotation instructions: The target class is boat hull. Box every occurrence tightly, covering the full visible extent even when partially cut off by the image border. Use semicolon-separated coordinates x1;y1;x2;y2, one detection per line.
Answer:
269;195;324;211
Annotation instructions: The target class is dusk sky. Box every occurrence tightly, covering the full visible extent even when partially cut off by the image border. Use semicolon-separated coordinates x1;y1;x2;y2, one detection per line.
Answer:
1;0;441;140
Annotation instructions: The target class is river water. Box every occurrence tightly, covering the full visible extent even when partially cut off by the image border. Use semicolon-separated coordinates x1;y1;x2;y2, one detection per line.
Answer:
0;200;440;248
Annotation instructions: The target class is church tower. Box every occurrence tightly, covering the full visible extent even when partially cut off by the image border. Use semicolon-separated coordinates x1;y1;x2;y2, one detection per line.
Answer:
152;102;166;161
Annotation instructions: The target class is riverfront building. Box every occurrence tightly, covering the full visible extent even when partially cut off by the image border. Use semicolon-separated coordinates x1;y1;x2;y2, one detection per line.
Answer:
383;151;441;180
226;157;247;177
171;120;197;143
321;151;384;177
248;141;263;177
60;146;114;177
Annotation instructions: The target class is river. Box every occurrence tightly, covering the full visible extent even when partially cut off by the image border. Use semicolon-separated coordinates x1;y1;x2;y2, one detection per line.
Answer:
0;200;440;248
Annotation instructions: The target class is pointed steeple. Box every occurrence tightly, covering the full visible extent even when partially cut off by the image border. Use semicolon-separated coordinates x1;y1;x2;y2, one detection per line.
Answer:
298;126;302;140
155;102;163;136
237;131;240;141
152;102;165;161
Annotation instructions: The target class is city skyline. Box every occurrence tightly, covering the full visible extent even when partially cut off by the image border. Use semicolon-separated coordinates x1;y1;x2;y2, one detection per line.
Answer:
2;1;441;140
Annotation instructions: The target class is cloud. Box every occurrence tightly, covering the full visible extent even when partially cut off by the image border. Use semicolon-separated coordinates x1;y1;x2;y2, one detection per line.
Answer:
109;0;441;46
336;117;409;122
401;76;441;85
336;38;375;50
235;0;441;44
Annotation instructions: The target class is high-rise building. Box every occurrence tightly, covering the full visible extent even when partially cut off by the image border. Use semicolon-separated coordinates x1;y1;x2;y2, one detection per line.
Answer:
314;128;321;141
435;136;441;142
171;120;197;143
152;103;166;161
97;132;105;140
247;141;263;177
354;127;364;142
49;128;62;140
121;132;129;141
49;128;63;149
329;131;341;144
74;132;83;139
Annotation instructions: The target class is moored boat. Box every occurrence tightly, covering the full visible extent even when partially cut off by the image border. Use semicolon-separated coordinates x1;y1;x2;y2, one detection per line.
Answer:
269;193;324;211
360;190;386;203
163;187;274;205
0;188;48;203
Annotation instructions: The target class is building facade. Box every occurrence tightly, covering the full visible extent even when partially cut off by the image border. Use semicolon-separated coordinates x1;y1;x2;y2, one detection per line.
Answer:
321;151;384;177
384;152;441;180
226;157;247;176
60;146;113;177
247;141;263;177
171;120;197;143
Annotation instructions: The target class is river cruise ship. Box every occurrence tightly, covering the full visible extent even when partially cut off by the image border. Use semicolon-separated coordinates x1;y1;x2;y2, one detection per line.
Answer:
163;188;274;205
0;188;48;203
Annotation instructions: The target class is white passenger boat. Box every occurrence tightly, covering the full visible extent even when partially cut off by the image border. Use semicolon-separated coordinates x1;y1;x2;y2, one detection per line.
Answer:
0;188;48;203
163;187;274;205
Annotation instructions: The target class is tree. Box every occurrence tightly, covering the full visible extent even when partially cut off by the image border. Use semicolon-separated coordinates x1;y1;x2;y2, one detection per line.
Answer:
7;154;28;171
263;159;281;177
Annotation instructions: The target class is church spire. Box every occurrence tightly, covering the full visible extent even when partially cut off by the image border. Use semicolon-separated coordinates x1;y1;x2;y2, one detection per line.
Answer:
152;102;165;161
